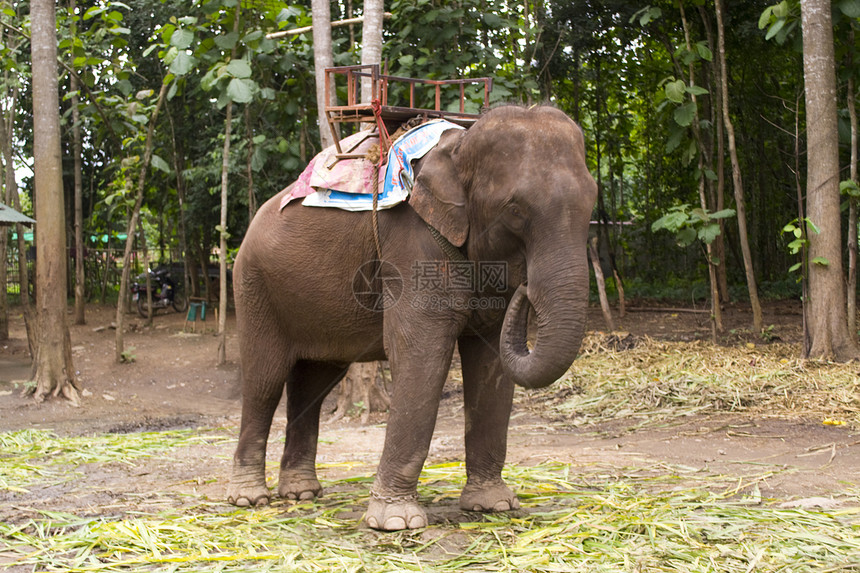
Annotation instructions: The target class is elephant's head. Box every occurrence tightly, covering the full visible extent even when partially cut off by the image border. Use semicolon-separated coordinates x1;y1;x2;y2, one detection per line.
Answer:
410;106;598;389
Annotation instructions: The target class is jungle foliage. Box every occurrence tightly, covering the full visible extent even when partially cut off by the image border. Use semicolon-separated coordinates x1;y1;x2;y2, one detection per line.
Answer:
2;0;860;305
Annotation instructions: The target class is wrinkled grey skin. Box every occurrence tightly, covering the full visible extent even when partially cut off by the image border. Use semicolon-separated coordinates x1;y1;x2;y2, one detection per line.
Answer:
227;106;597;530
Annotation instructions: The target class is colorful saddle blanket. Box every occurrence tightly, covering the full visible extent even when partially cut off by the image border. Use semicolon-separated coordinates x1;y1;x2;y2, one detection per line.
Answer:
279;119;464;212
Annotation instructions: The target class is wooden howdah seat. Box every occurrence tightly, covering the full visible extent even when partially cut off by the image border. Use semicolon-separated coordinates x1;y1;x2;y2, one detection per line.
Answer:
323;64;492;162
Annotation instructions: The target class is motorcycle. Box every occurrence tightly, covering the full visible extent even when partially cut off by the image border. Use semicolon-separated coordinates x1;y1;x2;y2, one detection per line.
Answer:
131;267;188;318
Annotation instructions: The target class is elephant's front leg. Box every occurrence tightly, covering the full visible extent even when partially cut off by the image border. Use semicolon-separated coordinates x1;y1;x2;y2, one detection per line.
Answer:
365;325;459;531
457;334;520;513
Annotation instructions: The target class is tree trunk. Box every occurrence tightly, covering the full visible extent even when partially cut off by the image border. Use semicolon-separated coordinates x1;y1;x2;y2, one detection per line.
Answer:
312;0;337;148
714;0;762;332
245;105;257;223
360;0;384;103
679;0;721;335
217;5;241;366
698;5;730;303
331;361;390;424
800;0;860;360
331;0;389;407
30;0;79;404
847;31;858;341
70;0;85;325
217;101;232;365
115;82;168;363
589;237;615;331
0;170;7;342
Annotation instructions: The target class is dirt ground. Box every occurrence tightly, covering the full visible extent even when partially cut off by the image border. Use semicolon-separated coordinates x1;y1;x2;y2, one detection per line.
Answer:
1;299;858;528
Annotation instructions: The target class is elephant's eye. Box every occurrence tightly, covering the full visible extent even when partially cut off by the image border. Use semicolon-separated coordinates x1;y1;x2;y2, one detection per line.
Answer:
508;204;524;219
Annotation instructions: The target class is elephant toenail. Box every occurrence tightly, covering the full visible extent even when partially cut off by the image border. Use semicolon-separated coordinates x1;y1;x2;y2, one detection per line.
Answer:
408;515;426;529
366;516;379;529
473;504;483;511
493;501;511;511
254;496;269;507
384;517;407;530
235;497;250;507
299;491;315;500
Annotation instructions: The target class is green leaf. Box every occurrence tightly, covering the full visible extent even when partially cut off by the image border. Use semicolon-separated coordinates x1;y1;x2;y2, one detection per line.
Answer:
398;55;414;67
807;219;821;234
170;28;194;50
695;42;713;62
840;179;860;197
704;169;718;181
674;102;697;127
226;77;255;103
252;134;266;144
812;256;829;266
841;0;860;18
709;208;736;220
244;30;263;43
483;12;503;27
652;210;688;233
698;223;721;244
773;0;790;18
116;79;133;96
215;32;239;51
691;207;708;222
787;238;805;254
150;154;171;173
765;19;785;41
758;6;774;29
169;51;196;76
226;59;252;79
789;262;802;273
665;79;686;104
677;227;697;246
666;125;685;153
686;85;709;96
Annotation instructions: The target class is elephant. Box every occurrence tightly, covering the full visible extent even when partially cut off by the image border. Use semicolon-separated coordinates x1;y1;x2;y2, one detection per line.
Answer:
226;105;598;531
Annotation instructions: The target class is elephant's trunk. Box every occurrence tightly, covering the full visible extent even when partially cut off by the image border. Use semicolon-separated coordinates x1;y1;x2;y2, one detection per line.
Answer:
500;246;588;389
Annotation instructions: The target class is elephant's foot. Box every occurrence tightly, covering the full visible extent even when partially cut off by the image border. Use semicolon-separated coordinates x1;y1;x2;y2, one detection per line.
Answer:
227;464;270;507
278;468;323;501
460;480;520;512
365;490;427;530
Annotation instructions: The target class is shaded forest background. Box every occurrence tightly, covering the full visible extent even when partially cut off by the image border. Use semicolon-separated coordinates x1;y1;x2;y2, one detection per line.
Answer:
0;0;857;333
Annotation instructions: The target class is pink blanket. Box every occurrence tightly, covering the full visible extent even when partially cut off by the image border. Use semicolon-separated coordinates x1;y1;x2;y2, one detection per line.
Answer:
279;130;382;210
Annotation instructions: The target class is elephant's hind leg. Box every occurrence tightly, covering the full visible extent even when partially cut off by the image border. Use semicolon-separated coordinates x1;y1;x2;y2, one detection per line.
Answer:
228;336;295;507
278;361;347;500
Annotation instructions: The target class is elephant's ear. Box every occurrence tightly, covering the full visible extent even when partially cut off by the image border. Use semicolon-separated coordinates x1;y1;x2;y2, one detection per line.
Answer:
409;129;468;248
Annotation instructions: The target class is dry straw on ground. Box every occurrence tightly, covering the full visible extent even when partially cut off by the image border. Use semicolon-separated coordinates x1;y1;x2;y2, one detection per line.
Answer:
523;333;860;429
